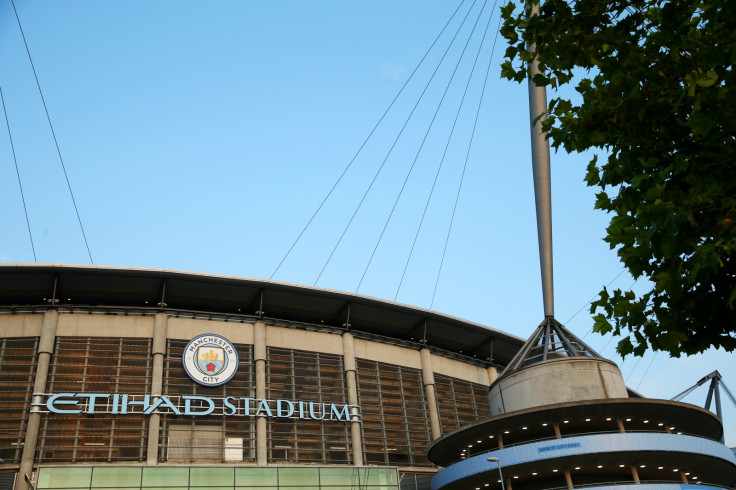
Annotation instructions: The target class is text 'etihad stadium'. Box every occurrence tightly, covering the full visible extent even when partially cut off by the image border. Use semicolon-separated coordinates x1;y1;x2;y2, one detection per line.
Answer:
40;393;356;421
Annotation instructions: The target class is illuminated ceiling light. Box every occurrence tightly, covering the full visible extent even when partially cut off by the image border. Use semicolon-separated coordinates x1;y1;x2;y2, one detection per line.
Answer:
542;423;548;426
513;476;518;479
677;432;683;434
658;423;664;426
640;465;646;468
489;435;494;439
504;431;509;434
643;420;649;423
552;469;558;473
477;440;482;443
585;418;591;422
619;465;625;468
686;473;691;476
468;445;473;448
693;477;698;480
532;473;537;476
673;469;679;472
658;467;663;470
597;465;603;469
626;418;632;422
574;467;580;470
670;426;675;430
484;484;490;487
563;420;569;424
606;418;612;421
522;426;527;430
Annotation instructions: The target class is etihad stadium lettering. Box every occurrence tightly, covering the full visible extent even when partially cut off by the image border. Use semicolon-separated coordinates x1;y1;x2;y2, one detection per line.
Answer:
42;393;354;421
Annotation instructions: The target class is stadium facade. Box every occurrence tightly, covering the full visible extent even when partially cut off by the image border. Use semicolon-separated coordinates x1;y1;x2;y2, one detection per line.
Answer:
0;264;734;490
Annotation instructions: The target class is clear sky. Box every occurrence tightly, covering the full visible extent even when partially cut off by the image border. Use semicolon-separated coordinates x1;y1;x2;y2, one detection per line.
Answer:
1;1;733;444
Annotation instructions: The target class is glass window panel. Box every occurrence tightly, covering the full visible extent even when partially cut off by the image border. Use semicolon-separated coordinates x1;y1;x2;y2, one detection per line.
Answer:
235;468;277;486
37;467;92;488
91;467;142;487
319;468;362;486
190;467;234;487
360;467;399;485
142;467;190;487
277;468;318;486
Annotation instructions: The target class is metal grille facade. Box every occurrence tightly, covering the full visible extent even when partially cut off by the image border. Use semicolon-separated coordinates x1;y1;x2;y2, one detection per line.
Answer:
37;337;151;463
434;373;490;434
356;359;431;467
266;347;351;464
0;337;37;464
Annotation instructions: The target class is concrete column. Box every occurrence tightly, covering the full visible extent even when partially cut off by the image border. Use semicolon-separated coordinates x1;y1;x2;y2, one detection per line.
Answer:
342;333;363;466
16;310;58;490
553;422;562;439
679;471;688;484
487;366;499;385
564;469;573;489
254;320;267;465
617;418;626;434
630;466;640;484
146;313;168;465
497;433;504;449
420;348;442;440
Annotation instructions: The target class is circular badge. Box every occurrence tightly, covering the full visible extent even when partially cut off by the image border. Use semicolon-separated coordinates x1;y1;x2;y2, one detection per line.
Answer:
182;334;239;387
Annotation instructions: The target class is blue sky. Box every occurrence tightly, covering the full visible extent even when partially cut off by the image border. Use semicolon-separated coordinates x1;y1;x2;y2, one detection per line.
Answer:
1;1;734;444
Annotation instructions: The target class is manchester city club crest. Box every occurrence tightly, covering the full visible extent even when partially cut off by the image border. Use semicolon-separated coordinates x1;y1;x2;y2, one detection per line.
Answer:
183;334;239;387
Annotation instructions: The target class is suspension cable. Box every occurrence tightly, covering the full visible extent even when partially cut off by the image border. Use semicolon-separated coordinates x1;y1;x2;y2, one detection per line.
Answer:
269;0;468;280
356;0;492;293
1;84;36;261
11;0;94;264
394;0;498;300
314;0;482;285
430;13;502;309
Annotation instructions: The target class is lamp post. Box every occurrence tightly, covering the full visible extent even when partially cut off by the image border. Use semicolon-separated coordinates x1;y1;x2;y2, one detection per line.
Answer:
488;457;506;490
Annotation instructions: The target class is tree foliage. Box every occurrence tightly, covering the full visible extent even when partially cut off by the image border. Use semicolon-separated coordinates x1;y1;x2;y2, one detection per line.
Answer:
500;0;736;357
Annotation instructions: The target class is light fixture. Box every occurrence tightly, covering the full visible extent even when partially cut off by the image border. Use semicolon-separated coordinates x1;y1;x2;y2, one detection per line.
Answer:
670;426;675;430
693;476;698;480
504;431;509;434
658;467;663;470
468;445;473;448
619;465;625;468
643;420;649;423
585;418;590;422
532;473;537;476
597;465;603;469
606;417;612;421
563;420;569;424
553;469;558;473
640;465;646;468
542;423;548;426
522;426;527;430
477;440;482;443
489;435;494;439
513;476;518;479
487;457;505;490
686;473;691;476
626;418;631;422
673;469;679;472
658;423;664;426
574;467;580;470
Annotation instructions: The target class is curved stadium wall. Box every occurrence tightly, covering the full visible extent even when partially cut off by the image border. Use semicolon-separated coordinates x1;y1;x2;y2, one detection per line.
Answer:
0;264;520;490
